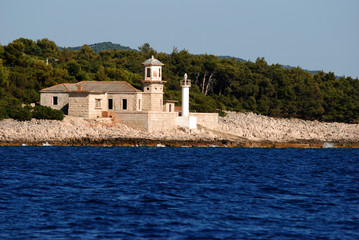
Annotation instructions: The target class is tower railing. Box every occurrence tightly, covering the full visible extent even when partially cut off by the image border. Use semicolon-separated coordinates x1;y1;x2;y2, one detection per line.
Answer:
180;79;191;86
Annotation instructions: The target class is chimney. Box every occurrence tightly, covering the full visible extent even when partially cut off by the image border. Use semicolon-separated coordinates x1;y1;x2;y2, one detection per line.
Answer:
77;85;83;91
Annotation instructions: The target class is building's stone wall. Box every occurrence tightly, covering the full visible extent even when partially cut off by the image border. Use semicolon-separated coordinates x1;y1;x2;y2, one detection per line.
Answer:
68;92;90;118
163;102;175;112
141;93;151;112
142;82;164;112
189;112;219;129
40;92;69;113
136;94;143;111
88;93;108;118
116;111;178;132
110;93;140;112
142;92;163;112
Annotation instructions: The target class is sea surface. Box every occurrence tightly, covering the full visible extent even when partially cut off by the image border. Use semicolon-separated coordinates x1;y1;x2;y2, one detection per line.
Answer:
0;147;358;239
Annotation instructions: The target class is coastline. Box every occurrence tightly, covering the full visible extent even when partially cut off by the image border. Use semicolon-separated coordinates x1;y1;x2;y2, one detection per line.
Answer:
1;112;359;148
1;138;359;148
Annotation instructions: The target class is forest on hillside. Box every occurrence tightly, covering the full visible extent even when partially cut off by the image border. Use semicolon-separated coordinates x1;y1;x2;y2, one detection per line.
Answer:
1;38;359;123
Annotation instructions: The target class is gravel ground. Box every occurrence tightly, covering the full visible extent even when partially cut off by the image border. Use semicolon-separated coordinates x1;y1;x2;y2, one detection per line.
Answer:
218;112;359;142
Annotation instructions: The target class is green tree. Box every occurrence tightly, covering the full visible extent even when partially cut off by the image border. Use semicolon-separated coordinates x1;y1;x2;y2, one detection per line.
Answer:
15;38;41;55
95;65;109;81
37;38;59;58
66;59;81;76
138;43;156;58
3;40;25;65
0;59;9;87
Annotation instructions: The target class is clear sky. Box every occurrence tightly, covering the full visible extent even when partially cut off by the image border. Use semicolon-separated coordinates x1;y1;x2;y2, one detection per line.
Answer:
1;0;358;78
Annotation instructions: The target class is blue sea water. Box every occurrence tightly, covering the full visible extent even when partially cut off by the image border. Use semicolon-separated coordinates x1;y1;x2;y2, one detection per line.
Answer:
0;147;359;239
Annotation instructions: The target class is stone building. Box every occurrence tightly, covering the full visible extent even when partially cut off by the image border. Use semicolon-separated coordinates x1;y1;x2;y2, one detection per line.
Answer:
40;56;218;132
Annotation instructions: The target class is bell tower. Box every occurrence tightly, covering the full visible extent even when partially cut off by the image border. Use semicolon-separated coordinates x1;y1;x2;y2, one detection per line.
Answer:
141;56;166;111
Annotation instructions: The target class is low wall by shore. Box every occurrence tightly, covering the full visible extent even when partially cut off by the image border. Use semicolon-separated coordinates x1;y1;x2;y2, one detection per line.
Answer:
190;112;219;129
116;111;178;132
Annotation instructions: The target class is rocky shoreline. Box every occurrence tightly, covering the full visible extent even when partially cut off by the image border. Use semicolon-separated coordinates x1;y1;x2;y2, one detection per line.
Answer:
1;112;358;148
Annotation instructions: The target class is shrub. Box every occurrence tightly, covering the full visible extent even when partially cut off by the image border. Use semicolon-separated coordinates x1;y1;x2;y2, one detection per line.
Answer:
0;107;9;120
32;105;64;120
8;107;32;121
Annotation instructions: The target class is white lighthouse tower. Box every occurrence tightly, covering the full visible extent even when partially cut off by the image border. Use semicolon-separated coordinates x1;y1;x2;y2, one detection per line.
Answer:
181;73;190;117
177;73;197;129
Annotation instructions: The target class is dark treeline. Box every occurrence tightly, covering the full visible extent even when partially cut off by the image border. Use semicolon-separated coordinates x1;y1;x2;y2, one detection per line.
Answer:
1;38;359;123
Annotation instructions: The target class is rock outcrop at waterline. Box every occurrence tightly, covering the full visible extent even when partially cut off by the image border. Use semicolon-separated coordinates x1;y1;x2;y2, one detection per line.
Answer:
0;112;358;148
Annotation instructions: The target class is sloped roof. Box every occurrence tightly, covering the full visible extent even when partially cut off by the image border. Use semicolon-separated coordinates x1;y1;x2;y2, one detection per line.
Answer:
142;56;164;66
40;83;75;93
40;81;140;93
77;81;140;92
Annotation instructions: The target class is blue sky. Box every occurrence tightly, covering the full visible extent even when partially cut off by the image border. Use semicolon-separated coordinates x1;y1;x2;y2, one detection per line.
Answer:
1;0;358;78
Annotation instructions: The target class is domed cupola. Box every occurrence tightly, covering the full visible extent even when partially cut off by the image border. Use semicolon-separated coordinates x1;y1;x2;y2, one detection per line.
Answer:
142;56;164;82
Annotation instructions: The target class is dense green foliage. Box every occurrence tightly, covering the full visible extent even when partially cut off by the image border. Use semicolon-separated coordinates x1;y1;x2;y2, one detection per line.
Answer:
32;105;64;120
0;100;63;121
0;38;358;123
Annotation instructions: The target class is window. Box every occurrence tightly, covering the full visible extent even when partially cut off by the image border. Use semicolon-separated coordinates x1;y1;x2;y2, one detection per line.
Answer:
147;68;151;78
159;68;161;78
138;99;141;110
108;99;113;110
95;99;101;108
53;96;58;105
122;99;127;110
169;104;172;112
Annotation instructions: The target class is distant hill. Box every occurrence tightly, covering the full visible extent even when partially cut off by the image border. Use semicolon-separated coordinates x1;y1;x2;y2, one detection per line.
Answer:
62;42;134;53
217;55;246;62
219;56;320;75
281;64;320;75
62;42;323;75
